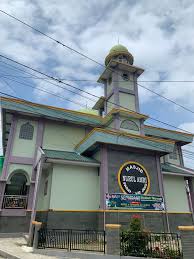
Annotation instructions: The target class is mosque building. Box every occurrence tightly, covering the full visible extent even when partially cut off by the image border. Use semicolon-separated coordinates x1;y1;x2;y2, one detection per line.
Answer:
0;44;194;233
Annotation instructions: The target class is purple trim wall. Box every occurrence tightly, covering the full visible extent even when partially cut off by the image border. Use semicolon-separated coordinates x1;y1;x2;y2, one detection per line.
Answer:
134;73;140;113
32;120;44;181
156;155;170;231
113;114;120;130
100;145;108;209
0;116;17;210
27;120;44;210
9;156;34;165
1;116;17;179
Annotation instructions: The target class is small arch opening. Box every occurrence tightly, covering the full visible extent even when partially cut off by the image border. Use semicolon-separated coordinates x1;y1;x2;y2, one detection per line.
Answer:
120;120;139;131
5;171;28;195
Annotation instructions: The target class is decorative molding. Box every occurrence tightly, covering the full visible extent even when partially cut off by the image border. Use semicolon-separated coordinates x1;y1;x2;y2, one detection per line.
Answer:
118;88;135;95
46;158;100;167
9;156;34;165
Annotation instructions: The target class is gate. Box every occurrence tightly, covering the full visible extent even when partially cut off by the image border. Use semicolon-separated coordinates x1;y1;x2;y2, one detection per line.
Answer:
120;231;182;258
38;228;105;253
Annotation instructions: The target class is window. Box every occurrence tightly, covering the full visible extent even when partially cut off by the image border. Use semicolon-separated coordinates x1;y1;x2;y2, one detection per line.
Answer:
120;120;139;131
108;77;112;85
44;180;48;196
169;145;178;160
5;172;28;195
118;55;123;62
19;122;34;140
122;73;128;81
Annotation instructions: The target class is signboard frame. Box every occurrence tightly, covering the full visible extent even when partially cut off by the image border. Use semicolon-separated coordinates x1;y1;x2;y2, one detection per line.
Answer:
106;193;164;211
117;161;151;195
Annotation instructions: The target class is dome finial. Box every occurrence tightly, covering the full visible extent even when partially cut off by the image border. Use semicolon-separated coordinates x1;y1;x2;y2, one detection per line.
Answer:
105;44;134;66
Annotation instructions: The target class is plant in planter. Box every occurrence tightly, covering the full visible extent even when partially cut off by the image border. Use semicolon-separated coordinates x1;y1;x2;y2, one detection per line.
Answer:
121;214;149;256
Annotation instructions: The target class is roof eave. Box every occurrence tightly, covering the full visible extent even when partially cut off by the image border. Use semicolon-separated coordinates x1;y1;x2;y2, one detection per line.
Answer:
45;158;100;167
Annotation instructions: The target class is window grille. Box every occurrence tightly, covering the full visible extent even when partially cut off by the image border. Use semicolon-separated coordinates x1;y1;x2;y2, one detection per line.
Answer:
19;122;34;140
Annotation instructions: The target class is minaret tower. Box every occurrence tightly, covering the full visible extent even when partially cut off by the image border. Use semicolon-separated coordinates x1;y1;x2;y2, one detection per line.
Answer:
96;44;144;115
93;44;147;134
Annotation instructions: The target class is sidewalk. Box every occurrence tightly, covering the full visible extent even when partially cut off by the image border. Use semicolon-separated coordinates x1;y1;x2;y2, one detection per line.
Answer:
0;236;62;259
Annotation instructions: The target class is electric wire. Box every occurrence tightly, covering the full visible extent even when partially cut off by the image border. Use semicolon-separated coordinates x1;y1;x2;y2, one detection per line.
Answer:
1;9;194;116
0;54;192;135
0;90;194;158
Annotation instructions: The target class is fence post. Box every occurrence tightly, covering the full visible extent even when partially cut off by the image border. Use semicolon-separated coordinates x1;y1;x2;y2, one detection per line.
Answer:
32;221;42;249
105;224;121;255
178;226;194;259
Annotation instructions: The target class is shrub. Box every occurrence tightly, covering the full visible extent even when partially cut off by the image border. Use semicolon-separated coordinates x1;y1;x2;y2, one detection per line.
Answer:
121;215;149;256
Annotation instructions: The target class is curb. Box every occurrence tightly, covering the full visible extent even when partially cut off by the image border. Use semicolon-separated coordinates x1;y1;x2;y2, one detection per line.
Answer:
0;249;21;259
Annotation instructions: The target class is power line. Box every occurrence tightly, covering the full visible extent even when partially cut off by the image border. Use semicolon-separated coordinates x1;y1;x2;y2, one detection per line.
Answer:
1;88;194;165
1;74;194;83
0;59;98;104
1;9;194;116
0;77;89;109
1;60;194;140
0;90;185;155
0;78;19;96
0;54;193;135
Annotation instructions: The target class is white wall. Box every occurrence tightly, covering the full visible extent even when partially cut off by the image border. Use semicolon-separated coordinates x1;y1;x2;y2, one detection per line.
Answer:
163;175;190;212
49;164;100;210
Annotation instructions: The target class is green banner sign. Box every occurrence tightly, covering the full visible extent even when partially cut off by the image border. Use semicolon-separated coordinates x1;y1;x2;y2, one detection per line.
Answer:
106;193;164;211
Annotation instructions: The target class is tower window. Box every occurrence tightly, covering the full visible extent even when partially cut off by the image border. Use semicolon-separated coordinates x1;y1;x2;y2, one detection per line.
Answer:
122;73;128;81
19;122;34;140
118;55;123;62
120;120;139;131
108;77;112;85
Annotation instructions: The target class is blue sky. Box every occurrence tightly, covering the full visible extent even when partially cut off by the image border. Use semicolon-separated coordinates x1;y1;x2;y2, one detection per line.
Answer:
0;0;194;166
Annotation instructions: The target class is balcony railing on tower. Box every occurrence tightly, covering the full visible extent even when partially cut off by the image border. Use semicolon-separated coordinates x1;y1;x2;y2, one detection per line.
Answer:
2;195;28;209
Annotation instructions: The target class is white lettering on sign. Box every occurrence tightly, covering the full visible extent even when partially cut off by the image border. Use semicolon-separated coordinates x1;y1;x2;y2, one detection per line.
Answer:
137;177;147;183
123;176;136;182
125;165;144;174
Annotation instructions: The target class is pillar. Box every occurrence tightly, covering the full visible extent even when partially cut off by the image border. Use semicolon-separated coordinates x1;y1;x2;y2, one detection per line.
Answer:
32;221;42;249
105;224;121;255
178;226;194;259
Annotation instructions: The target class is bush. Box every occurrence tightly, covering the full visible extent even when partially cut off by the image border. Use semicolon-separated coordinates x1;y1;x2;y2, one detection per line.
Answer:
121;215;149;256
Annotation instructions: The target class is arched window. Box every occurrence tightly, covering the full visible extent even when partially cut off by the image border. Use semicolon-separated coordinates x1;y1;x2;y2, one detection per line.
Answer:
19;122;34;140
120;120;139;131
5;172;28;195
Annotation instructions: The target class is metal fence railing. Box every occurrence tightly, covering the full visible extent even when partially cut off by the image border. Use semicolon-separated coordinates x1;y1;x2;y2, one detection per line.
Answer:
120;231;182;258
2;195;28;209
38;228;106;253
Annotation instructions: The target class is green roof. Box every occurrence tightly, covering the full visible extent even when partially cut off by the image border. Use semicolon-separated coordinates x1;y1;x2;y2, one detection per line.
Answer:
76;128;175;155
43;149;98;164
162;163;194;177
145;125;193;145
1;97;102;126
109;44;129;53
105;44;134;66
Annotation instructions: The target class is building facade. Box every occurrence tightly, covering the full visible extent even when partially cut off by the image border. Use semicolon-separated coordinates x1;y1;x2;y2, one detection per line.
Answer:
0;44;194;233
